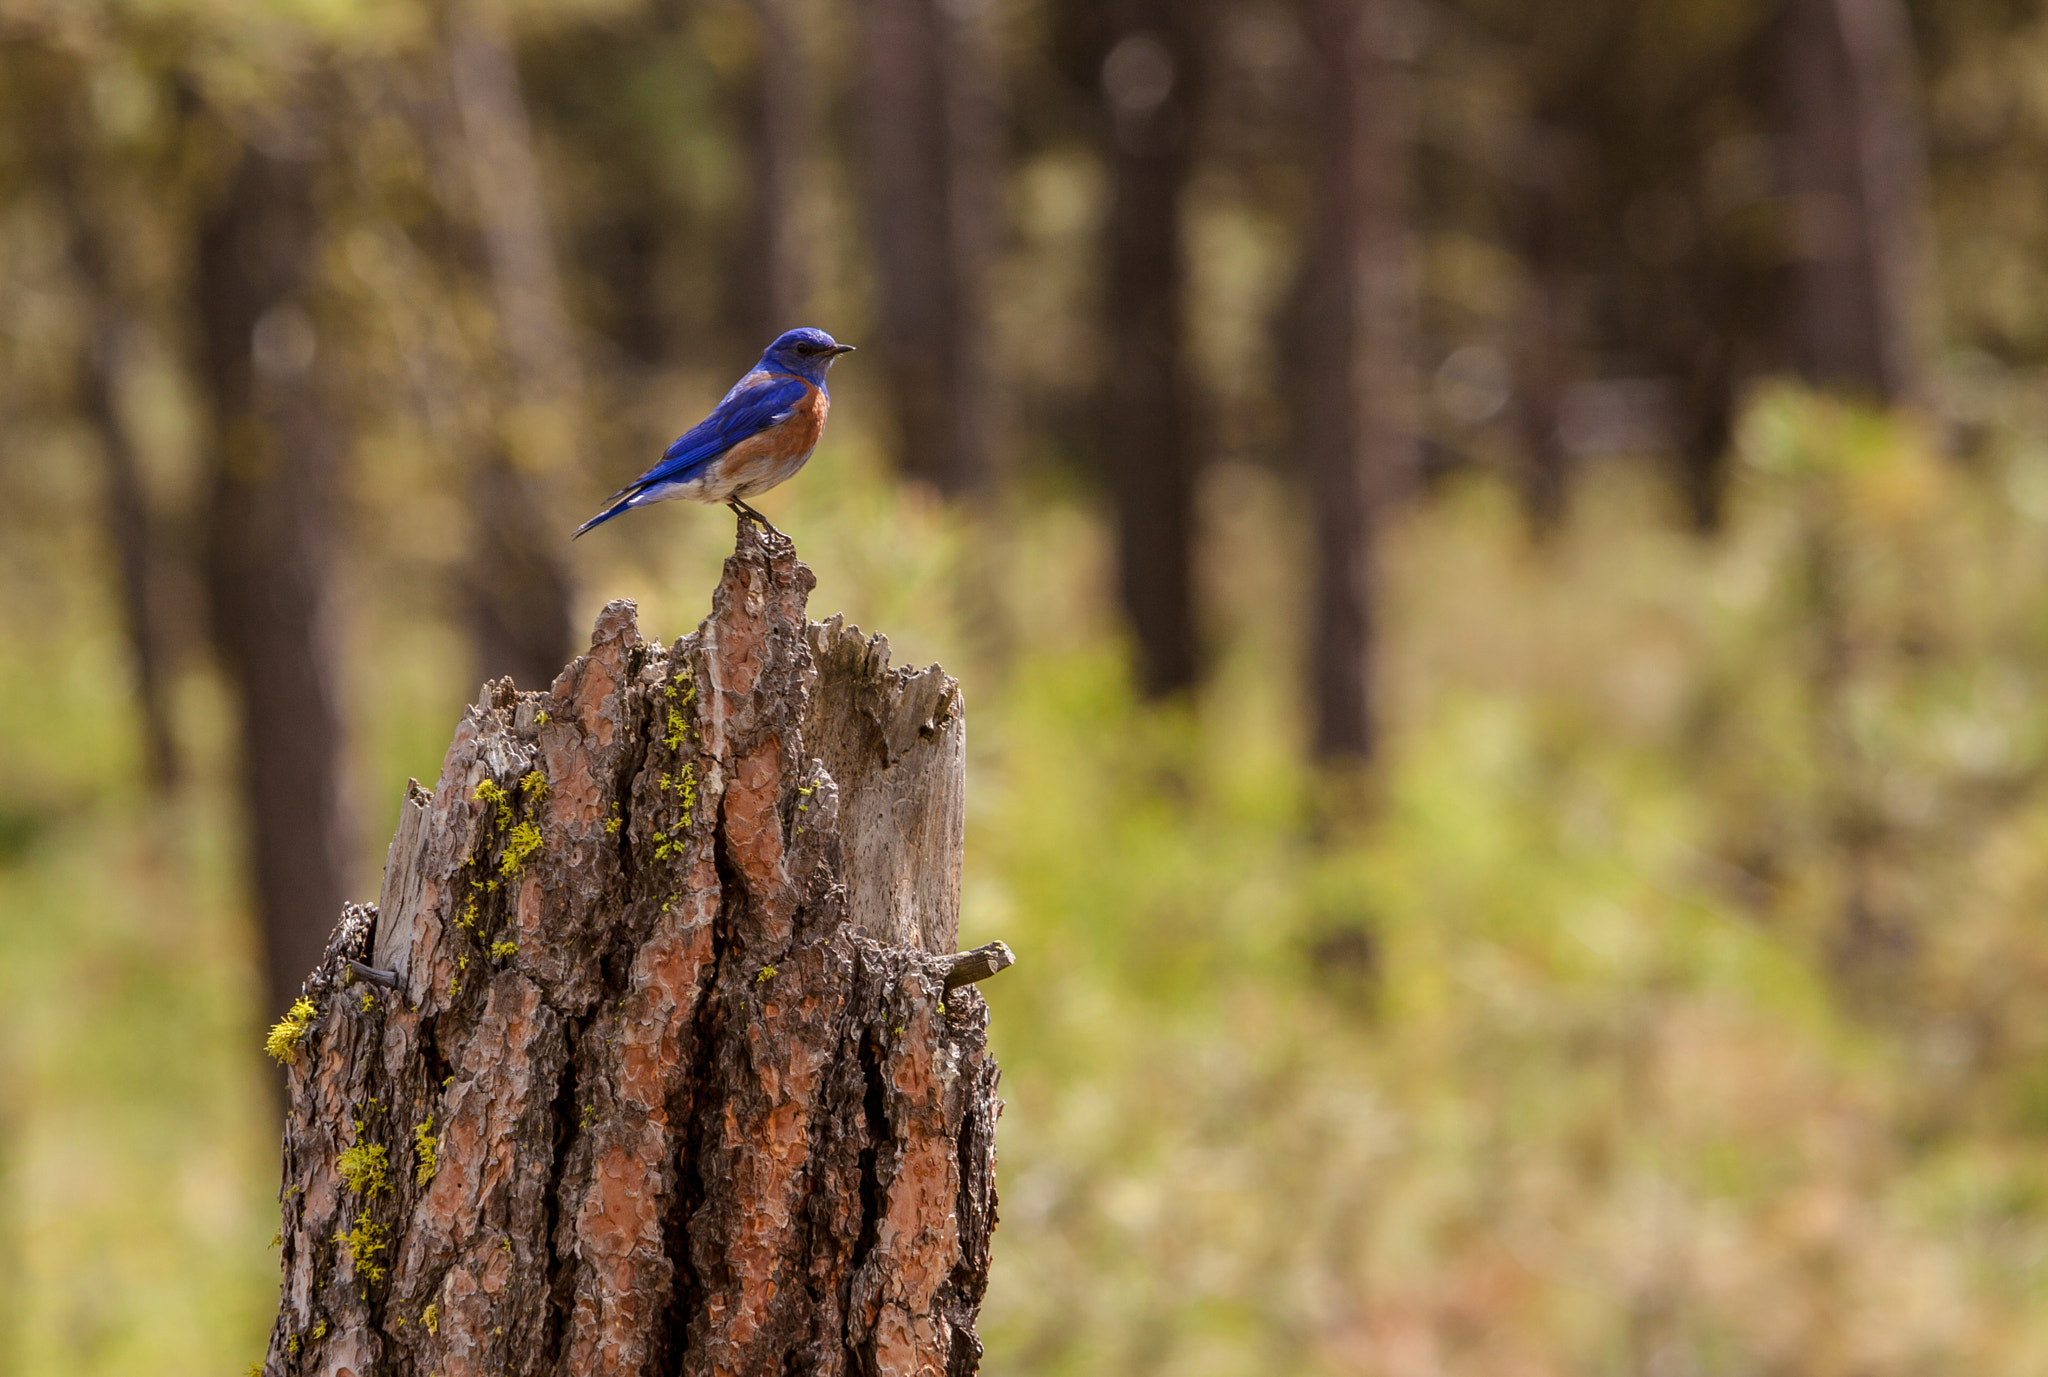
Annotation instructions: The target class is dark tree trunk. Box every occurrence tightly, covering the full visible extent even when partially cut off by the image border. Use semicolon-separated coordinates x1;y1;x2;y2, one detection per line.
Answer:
856;0;999;495
736;0;811;337
446;5;578;691
1509;125;1583;536
1292;0;1415;764
1102;0;1204;698
1775;0;1927;403
80;298;179;792
45;102;180;792
262;523;1001;1376
1674;333;1738;532
195;133;355;1028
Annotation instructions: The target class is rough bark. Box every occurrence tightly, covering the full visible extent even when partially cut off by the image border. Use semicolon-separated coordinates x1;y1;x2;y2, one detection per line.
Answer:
857;0;999;494
1102;0;1205;698
1775;0;1928;404
263;522;999;1377
1292;0;1415;764
196;128;355;1028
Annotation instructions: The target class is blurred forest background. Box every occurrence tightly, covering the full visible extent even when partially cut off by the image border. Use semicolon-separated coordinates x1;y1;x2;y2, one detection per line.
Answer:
6;0;2048;1371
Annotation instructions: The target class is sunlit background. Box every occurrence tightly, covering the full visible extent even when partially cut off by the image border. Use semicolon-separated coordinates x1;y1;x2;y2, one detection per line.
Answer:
6;0;2048;1371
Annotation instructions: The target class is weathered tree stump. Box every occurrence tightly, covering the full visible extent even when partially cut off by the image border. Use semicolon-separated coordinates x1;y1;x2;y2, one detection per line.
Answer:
262;522;1002;1376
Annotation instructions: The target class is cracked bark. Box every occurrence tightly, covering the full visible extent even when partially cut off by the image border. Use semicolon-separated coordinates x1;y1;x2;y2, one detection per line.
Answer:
263;521;998;1377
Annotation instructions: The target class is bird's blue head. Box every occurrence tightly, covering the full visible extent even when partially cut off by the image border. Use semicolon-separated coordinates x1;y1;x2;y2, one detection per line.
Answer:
760;328;854;384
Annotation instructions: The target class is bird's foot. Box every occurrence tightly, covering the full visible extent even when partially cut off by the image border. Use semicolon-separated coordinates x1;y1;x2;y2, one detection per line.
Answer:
727;498;786;538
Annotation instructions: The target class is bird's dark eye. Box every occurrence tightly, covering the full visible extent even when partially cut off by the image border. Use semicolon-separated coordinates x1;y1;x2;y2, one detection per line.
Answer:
793;343;820;356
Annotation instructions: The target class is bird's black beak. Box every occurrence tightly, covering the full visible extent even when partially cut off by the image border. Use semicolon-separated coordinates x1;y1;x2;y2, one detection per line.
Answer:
827;343;856;356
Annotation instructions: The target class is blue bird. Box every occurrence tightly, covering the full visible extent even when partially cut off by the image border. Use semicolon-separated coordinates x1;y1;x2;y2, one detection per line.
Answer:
576;327;855;539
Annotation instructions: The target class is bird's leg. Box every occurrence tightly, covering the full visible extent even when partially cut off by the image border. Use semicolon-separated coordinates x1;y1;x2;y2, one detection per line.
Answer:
727;497;785;538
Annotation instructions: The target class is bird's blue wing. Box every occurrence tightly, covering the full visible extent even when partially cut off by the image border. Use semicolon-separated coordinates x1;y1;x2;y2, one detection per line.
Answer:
637;373;808;493
575;373;809;537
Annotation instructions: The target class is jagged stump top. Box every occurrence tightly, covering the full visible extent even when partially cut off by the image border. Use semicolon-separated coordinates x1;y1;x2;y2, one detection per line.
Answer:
266;521;998;1377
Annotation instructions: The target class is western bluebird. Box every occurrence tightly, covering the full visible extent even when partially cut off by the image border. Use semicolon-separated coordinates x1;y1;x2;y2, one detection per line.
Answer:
575;327;855;539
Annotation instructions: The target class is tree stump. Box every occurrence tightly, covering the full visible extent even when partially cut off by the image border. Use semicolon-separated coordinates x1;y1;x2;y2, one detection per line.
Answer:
262;522;1003;1377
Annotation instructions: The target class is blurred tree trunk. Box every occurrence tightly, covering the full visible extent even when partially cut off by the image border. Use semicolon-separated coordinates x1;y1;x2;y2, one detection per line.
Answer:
1292;0;1415;763
195;129;354;1028
1509;126;1585;536
1775;0;1927;403
76;269;179;793
264;525;1001;1376
736;0;810;337
1101;0;1204;698
43;93;180;792
857;0;998;494
445;4;578;691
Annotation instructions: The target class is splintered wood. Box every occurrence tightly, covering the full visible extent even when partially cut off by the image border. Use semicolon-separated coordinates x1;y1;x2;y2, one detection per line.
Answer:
264;522;1000;1377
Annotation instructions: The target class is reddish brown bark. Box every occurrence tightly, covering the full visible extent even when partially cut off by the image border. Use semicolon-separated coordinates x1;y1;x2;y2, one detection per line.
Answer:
263;522;997;1376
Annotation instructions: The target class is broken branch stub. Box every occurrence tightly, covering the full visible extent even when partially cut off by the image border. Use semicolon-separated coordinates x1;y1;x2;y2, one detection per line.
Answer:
265;521;1003;1377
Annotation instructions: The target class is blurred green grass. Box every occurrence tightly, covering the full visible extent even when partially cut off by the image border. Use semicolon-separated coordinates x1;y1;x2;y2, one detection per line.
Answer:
9;387;2048;1373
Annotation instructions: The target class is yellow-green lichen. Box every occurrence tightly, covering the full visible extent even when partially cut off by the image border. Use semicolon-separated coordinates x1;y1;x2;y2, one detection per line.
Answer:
671;764;696;827
423;1303;439;1335
337;1141;392;1197
287;1335;302;1356
336;1213;388;1283
474;778;513;830
312;1319;328;1340
662;670;695;752
501;821;543;876
414;1116;439;1185
757;965;778;984
535;710;549;726
603;802;621;837
265;998;318;1065
520;769;548;806
580;1103;596;1129
490;939;518;961
360;990;377;1013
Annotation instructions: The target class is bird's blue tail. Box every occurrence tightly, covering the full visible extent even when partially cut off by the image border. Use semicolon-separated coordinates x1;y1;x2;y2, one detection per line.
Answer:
573;487;652;539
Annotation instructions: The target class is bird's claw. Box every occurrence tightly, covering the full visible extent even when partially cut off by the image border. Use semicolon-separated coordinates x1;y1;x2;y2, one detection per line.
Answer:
728;498;786;538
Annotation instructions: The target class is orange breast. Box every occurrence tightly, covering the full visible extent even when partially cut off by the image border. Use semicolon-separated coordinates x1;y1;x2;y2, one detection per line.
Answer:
716;382;830;498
